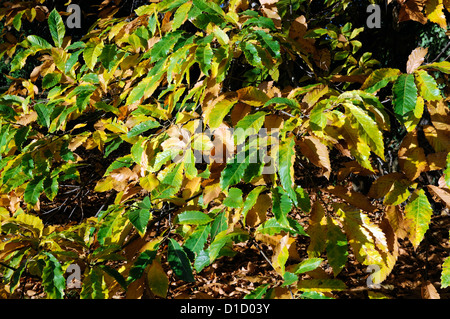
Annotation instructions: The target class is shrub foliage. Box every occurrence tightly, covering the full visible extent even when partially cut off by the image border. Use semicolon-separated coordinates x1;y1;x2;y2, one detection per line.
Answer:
0;0;450;299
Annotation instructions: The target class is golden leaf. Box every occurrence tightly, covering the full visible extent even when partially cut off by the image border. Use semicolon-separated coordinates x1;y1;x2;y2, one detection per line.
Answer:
425;0;447;29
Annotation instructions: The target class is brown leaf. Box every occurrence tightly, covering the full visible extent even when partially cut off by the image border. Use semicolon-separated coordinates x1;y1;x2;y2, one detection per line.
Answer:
421;281;440;299
297;136;331;179
368;173;408;199
399;0;428;24
385;205;408;239
245;193;271;227
406;47;428;74
324;185;377;212
427;152;448;170
427;184;450;209
110;167;139;183
202;183;222;205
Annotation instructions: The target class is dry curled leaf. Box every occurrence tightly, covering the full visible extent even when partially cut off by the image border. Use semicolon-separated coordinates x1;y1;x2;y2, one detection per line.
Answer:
406;47;428;74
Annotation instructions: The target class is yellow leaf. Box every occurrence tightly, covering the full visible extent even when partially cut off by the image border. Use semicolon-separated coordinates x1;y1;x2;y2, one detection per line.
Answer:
398;130;429;180
147;259;169;298
271;234;291;275
302;85;329;107
404;96;424;132
404;189;433;250
426;0;447;28
92;130;107;153
15;212;44;237
307;202;327;258
236;86;269;106
202;183;222;206
182;176;201;200
95;176;115;192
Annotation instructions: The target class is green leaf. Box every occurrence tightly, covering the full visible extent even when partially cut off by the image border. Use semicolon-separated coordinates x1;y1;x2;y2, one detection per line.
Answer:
127;248;158;282
98;265;127;290
210;211;227;241
207;95;238;130
151;162;184;199
42;73;62;89
297;279;347;292
172;2;193;30
343;102;385;159
282;272;298;286
207;229;249;263
126;59;166;105
404;189;433;250
43;176;59;201
392;74;418;117
127;120;160;138
83;38;104;71
253;30;280;58
24;175;45;205
42;252;65;299
65;49;83;74
244;284;269;299
234;111;266;145
129;208;151;234
48;9;65;47
223;187;244;208
10;49;35;73
14;125;30;151
304;28;328;38
150;31;184;63
220;148;256;189
242;42;263;68
168;238;195;282
12;11;23;31
414;70;441;101
196;43;214;75
9;257;27;294
444;152;450;188
293;258;323;275
325;216;348;276
278;137;297;205
27;35;52;50
272;187;292;227
242;186;266;223
99;44;119;71
441;256;450;288
177;211;213;225
194;249;210;272
184;224;211;258
242;16;276;30
80;266;107;299
264;97;300;109
256;217;307;236
420;61;450;73
361;68;401;93
295;186;311;213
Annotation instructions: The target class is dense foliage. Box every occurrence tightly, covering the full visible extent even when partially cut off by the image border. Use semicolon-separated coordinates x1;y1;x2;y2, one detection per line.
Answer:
0;0;450;299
